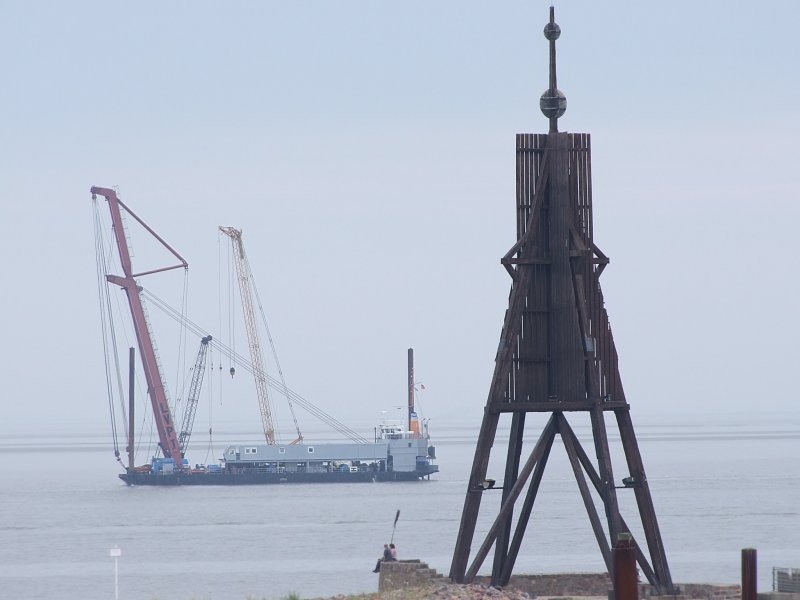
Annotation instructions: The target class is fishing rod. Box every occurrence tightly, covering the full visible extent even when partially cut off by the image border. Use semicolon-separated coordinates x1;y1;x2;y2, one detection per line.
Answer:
390;509;400;544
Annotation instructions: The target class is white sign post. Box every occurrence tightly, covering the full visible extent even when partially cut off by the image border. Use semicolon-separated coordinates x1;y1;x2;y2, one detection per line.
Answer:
109;546;122;600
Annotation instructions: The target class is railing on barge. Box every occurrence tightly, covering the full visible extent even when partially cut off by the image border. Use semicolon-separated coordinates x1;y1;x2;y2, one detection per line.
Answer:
773;567;800;593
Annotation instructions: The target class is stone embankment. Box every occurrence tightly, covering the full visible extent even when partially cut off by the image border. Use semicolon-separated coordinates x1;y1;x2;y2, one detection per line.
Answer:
314;561;606;600
312;560;751;600
313;581;555;600
378;563;611;600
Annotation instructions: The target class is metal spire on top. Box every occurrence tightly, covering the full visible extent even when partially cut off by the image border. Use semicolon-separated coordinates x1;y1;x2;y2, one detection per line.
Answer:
539;6;567;132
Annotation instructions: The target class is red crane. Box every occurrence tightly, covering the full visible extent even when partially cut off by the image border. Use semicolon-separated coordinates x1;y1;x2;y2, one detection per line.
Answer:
91;186;187;466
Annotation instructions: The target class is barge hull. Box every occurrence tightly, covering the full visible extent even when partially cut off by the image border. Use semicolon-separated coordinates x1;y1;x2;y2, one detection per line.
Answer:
120;469;434;486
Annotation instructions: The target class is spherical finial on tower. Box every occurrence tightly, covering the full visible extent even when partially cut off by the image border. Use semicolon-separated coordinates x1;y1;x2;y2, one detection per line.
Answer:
543;20;561;41
540;89;567;120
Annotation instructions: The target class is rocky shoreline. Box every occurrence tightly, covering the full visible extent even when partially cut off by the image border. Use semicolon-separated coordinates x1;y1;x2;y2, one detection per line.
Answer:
311;582;599;600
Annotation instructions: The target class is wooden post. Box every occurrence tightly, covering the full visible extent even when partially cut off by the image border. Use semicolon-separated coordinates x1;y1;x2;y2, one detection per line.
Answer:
742;548;757;600
128;347;135;471
408;348;414;432
613;534;638;600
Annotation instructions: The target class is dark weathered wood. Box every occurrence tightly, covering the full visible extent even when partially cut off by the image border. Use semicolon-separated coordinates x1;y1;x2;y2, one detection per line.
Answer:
573;274;599;400
558;414;612;572
492;412;527;581
548;134;586;404
452;141;552;578
450;410;500;581
489;400;629;413
589;405;624;543
613;537;639;600
489;138;552;408
499;421;557;585
506;152;550;258
505;257;553;265
558;418;658;587
616;409;674;593
742;548;757;600
451;9;672;590
464;419;556;582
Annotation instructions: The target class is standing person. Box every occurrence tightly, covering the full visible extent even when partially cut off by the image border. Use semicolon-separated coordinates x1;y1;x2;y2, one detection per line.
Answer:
389;543;397;560
372;544;391;573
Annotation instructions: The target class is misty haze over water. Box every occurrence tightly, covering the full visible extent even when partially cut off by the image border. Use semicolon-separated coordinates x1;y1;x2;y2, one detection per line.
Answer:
1;413;797;600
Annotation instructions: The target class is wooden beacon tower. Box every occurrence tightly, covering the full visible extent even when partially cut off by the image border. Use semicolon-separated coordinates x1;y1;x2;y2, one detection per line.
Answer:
449;8;675;594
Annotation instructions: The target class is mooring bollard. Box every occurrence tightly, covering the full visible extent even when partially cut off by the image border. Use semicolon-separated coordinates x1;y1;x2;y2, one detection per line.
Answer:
613;533;638;600
109;545;121;600
742;548;757;600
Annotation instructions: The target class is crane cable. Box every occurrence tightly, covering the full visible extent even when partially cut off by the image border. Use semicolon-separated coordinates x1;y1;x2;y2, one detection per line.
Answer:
172;269;190;416
93;199;123;462
226;235;236;375
241;245;303;443
95;200;162;468
217;233;225;407
220;229;282;444
141;288;369;443
203;343;216;465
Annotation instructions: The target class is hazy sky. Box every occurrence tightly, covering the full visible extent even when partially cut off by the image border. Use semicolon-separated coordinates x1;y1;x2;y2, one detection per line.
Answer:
1;2;799;442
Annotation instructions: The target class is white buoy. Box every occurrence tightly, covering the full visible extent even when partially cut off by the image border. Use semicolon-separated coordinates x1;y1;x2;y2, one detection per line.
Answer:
109;546;122;600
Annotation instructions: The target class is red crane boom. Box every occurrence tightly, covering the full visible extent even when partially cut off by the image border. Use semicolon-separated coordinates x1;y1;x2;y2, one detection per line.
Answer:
91;186;188;465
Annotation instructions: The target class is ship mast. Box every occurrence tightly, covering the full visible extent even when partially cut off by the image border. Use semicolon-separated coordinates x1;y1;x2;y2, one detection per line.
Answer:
407;348;414;433
91;186;188;466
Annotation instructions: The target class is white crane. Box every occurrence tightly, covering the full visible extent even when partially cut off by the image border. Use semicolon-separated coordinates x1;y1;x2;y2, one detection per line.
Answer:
219;226;278;444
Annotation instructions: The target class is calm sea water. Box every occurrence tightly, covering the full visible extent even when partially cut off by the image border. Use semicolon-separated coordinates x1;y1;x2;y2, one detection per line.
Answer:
0;414;798;600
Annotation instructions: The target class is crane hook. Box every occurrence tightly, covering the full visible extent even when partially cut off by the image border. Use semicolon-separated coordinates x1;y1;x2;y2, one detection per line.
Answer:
229;367;236;378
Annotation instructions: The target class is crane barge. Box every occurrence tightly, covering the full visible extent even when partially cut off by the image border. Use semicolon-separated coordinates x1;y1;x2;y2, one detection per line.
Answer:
91;187;438;485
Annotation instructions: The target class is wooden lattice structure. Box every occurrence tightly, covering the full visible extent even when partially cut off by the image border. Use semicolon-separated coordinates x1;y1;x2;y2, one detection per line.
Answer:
449;9;675;594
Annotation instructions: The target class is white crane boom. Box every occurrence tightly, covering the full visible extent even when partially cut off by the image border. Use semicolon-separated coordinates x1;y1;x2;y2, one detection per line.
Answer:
219;227;277;444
